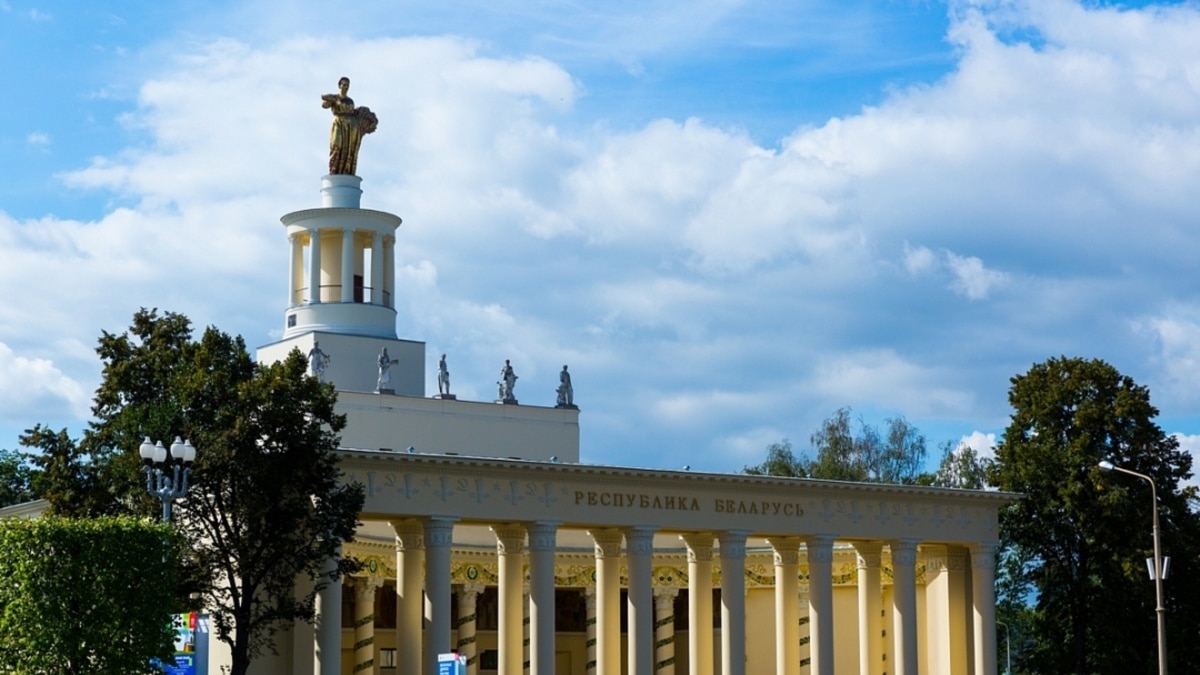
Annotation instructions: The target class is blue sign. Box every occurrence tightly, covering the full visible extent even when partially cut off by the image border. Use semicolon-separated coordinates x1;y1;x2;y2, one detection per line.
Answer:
437;652;467;675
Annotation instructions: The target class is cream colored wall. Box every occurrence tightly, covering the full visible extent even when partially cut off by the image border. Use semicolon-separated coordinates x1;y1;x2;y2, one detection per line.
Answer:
338;392;580;462
257;332;424;396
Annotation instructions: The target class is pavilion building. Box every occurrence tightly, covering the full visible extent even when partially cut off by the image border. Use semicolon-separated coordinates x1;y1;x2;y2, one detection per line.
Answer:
215;166;1013;675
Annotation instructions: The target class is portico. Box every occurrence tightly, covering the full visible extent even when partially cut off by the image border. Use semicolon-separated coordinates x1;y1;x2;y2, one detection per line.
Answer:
315;451;1011;675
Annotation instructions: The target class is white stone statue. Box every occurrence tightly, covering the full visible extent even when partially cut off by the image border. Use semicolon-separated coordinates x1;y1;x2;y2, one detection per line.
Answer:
377;348;395;392
556;364;574;407
307;341;330;382
437;354;450;396
498;359;518;402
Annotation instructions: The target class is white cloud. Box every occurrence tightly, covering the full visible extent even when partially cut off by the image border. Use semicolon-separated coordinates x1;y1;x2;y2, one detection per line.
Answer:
957;431;997;461
0;342;89;423
7;1;1200;470
945;252;1007;300
1171;433;1200;489
26;132;49;145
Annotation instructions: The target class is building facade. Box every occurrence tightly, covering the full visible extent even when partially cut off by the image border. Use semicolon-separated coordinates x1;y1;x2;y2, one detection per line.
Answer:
210;168;1013;675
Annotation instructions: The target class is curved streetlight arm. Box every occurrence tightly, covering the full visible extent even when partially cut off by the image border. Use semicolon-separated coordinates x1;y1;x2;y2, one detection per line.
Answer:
1098;460;1166;675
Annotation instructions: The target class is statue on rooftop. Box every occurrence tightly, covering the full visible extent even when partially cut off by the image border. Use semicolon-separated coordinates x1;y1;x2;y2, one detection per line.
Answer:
322;77;378;176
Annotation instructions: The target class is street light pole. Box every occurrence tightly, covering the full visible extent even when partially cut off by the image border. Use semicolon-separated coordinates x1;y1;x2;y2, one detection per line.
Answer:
140;436;197;522
1098;460;1166;675
997;620;1011;675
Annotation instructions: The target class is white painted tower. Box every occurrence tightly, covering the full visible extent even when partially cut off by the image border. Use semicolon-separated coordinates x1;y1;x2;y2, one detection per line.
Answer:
256;172;580;461
259;174;425;397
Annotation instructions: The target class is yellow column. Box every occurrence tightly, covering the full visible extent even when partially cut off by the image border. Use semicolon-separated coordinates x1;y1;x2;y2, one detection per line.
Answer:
767;537;801;675
653;587;678;675
889;539;920;675
457;583;486;675
392;519;425;675
584;587;597;675
681;533;714;675
854;542;883;675
351;576;384;675
492;524;527;675
971;541;1000;675
589;529;624;675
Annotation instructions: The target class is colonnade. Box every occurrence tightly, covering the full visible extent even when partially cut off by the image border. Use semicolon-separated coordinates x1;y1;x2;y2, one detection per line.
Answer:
319;518;1000;675
288;226;394;307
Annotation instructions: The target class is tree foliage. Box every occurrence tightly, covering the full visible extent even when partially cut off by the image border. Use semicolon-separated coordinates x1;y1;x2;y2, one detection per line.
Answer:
931;439;993;490
991;356;1200;674
20;309;365;675
743;439;806;477
0;515;183;674
745;408;930;484
0;448;35;508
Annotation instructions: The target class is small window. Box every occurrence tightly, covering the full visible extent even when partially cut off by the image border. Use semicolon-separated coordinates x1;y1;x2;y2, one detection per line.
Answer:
379;648;396;667
287;314;297;327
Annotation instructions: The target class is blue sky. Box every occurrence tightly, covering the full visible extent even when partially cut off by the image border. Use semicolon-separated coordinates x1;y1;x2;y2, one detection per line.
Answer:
3;0;1200;475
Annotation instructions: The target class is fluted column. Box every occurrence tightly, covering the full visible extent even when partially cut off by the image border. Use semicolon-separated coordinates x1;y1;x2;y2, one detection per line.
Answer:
493;524;527;675
523;584;531;674
314;549;342;675
290;234;304;305
767;537;801;675
589;529;624;675
393;519;425;675
654;587;678;675
308;228;322;303
584;587;597;675
854;542;883;675
923;545;969;675
627;527;657;675
527;522;559;675
681;533;714;675
340;228;354;302
889;539;920;675
351;576;384;675
425;517;458;674
805;535;836;675
719;530;749;675
383;235;395;308
457;583;486;675
971;541;999;675
370;231;384;306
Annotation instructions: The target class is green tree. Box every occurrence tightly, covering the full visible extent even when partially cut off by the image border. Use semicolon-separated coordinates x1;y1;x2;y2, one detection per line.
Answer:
0;516;183;674
743;439;806;477
931;439;992;489
991;356;1200;674
744;410;932;484
21;309;365;675
0;448;35;507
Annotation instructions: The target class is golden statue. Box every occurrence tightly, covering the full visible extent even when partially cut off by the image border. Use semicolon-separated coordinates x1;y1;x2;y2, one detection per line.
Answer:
321;77;378;176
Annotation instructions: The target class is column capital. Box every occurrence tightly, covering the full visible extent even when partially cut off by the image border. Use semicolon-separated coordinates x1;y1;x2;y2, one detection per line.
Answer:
391;518;425;551
492;523;527;555
718;529;751;560
653;586;680;600
853;541;883;568
970;540;1000;569
424;516;458;548
589;528;624;558
527;521;561;552
459;582;487;597
681;532;714;562
767;536;802;566
804;534;836;564
348;574;386;592
888;538;921;567
624;526;657;555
